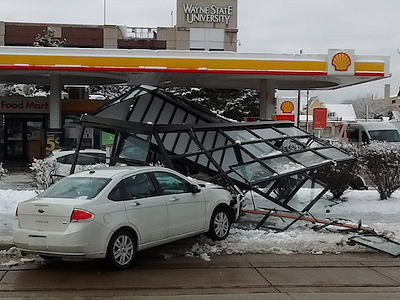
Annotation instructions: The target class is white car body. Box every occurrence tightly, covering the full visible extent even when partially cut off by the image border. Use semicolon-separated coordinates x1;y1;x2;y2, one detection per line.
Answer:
12;166;236;268
46;149;107;177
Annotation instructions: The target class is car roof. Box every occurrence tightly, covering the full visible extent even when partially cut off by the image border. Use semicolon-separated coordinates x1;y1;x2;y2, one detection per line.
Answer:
351;122;399;131
67;166;177;179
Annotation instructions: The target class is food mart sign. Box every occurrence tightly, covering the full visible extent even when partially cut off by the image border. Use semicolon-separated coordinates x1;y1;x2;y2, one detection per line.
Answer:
0;98;49;113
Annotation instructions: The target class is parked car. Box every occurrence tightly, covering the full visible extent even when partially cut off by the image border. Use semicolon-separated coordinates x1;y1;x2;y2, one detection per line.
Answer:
12;166;237;269
46;149;107;177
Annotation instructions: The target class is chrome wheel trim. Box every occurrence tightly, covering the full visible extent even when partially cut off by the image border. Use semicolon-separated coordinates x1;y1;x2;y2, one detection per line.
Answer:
214;211;229;238
113;234;134;266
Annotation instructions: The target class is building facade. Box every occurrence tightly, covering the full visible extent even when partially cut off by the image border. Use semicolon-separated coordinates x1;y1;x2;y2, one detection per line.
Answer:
158;0;238;51
0;0;238;166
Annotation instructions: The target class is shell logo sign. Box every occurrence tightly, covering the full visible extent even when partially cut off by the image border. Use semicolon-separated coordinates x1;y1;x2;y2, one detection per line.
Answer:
280;100;295;114
331;52;351;71
327;49;355;75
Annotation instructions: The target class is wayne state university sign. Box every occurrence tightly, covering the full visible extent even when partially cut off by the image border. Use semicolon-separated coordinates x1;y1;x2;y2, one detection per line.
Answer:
182;3;234;24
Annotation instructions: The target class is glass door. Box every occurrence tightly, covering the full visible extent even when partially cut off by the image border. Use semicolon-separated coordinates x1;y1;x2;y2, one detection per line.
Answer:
5;118;45;162
5;120;24;161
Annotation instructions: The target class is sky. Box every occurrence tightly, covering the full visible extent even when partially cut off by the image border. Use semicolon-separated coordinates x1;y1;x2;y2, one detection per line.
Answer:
0;0;399;103
2;187;400;265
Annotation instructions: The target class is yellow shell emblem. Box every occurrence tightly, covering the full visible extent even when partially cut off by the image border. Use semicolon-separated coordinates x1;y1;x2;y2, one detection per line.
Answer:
280;101;294;114
331;52;351;71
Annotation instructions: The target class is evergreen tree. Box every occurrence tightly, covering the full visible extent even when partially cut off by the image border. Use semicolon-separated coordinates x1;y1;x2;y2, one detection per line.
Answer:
33;28;66;47
167;87;260;121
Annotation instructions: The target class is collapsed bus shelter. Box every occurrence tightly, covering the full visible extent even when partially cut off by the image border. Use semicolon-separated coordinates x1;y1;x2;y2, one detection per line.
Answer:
71;85;400;256
74;85;355;220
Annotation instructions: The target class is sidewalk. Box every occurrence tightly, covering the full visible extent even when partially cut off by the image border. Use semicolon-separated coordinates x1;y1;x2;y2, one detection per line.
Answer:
0;171;33;190
1;252;400;299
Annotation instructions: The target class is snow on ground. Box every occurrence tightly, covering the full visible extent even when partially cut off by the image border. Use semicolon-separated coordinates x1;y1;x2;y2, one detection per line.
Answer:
1;187;400;265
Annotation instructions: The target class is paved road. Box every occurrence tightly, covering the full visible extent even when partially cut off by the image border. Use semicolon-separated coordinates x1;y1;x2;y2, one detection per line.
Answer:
1;251;400;299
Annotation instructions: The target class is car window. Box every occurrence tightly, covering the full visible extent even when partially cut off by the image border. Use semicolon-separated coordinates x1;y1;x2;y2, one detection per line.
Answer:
76;153;106;165
57;154;74;164
40;177;111;199
153;172;191;195
109;173;158;201
369;129;400;142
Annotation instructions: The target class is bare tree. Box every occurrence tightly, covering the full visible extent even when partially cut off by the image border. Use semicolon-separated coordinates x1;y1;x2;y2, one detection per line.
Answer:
342;93;390;119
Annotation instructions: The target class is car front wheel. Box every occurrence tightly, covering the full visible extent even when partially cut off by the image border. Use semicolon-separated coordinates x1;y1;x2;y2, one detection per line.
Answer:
207;208;231;241
106;230;136;269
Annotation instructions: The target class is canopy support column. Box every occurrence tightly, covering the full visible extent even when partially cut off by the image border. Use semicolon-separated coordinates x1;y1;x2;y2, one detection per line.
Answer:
260;79;276;120
49;74;62;129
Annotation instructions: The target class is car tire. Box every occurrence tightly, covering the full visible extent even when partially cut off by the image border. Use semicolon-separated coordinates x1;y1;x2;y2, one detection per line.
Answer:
206;208;231;241
106;230;136;269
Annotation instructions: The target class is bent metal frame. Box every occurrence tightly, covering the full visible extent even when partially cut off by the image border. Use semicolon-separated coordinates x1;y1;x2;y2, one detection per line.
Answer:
70;85;400;255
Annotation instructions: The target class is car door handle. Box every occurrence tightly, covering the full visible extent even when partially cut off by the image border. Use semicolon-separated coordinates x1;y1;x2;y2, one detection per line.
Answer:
130;201;141;207
169;196;179;202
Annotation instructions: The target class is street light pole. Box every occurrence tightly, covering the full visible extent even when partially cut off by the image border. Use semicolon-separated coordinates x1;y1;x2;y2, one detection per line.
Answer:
103;0;106;25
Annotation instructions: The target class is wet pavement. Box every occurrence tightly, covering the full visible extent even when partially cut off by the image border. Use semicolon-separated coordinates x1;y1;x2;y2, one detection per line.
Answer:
1;252;400;299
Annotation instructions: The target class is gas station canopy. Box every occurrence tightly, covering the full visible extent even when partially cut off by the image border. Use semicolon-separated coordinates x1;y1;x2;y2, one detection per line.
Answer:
0;46;390;90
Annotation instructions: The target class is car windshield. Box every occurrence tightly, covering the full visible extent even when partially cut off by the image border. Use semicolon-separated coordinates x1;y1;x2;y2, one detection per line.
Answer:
368;129;400;142
39;177;111;199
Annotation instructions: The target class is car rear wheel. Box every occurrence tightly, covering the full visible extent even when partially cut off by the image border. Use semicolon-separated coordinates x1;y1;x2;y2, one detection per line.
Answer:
106;230;136;269
207;208;231;241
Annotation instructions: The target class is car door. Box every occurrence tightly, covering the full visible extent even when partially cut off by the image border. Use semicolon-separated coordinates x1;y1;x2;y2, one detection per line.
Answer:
152;171;206;238
109;173;168;245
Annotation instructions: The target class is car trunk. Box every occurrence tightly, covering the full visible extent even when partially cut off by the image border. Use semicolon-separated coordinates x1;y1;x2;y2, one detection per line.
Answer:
18;198;76;232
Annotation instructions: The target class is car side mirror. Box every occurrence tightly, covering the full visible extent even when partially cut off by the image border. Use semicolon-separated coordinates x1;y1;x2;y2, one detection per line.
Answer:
191;184;201;193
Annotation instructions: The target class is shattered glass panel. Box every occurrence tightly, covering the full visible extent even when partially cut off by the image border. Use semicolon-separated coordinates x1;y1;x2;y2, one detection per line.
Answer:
317;148;352;160
231;162;274;183
243;143;279;158
279;139;305;152
174;133;191;155
294;137;326;148
268;175;304;205
116;133;150;163
157;103;177;124
253;128;285;140
350;235;400;256
215;133;228;148
256;213;302;231
197;153;210;167
263;156;303;174
202;131;217;149
163;133;179;151
290;151;328;167
127;92;153;122
286;180;325;211
187;139;200;154
278;127;308;137
221;147;239;171
226;130;260;142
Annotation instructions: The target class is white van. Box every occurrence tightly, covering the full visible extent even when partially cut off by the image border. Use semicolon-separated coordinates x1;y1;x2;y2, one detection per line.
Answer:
339;122;400;143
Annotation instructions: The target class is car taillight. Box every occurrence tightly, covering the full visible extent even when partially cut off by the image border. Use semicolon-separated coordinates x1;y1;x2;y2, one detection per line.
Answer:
70;209;94;222
15;207;18;219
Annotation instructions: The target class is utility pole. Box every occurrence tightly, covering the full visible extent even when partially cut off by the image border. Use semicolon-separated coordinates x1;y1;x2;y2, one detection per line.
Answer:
103;0;107;25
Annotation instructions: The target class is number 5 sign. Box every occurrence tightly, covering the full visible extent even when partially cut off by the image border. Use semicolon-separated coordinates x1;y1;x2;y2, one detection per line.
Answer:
46;129;64;151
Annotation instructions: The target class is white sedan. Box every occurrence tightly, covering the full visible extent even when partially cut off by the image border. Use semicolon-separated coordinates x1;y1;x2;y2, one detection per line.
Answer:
12;166;237;269
46;149;107;177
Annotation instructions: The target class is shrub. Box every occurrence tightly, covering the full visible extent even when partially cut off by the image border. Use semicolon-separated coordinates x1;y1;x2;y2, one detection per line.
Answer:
357;142;400;200
314;161;357;200
30;158;59;193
